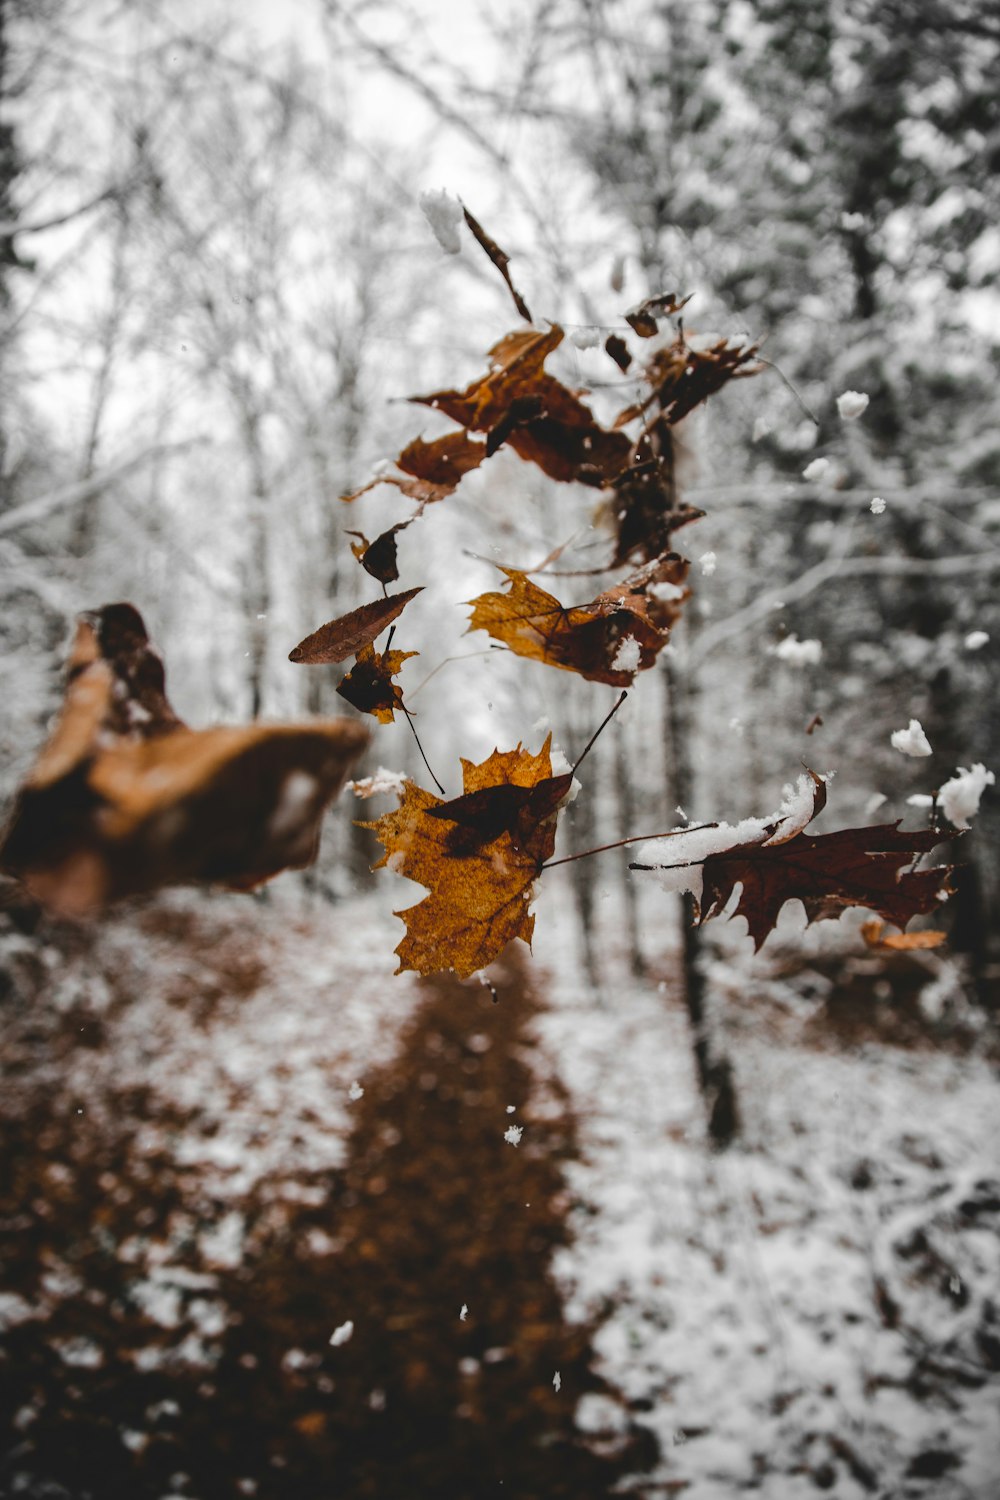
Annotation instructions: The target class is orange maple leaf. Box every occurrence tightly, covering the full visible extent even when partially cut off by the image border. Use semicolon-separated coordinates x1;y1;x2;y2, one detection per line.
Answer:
467;556;689;686
363;737;569;977
337;643;417;724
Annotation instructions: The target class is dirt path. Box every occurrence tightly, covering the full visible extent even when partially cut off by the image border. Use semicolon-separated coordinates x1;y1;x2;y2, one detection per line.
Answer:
0;912;656;1499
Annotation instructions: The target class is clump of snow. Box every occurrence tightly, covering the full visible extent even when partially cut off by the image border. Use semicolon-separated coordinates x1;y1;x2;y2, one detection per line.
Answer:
552;1371;561;1392
460;1304;468;1321
419;189;463;254
802;456;830;483
771;634;822;666
751;416;770;443
348;768;407;800
764;772;826;845
865;792;887;815
964;630;989;650
637;775;821;903
870;495;886;514
938;764;994;830
698;551;717;577
611;635;641;674
347;1081;364;1101
503;1125;523;1147
569;326;601;349
890;719;932;757
907;793;934;808
549;747;581;805
836;389;869;421
329;1320;354;1347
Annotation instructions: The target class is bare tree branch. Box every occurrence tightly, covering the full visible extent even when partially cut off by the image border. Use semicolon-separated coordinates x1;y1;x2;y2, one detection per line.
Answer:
0;439;210;539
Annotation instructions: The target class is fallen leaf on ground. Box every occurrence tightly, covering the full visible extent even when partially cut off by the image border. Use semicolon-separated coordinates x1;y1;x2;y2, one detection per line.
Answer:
363;738;569;976
289;588;423;665
0;605;368;913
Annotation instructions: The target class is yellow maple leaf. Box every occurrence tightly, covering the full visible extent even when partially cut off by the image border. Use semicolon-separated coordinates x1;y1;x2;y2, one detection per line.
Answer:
363;737;566;977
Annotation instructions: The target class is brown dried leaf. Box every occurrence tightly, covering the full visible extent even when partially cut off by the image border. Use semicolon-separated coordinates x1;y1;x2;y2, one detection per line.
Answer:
413;325;631;489
608;421;704;565
624;291;693;338
346;526;412;586
860;920;948;951
462;206;532;322
363;738;565;976
700;823;950;952
467;556;688;686
289;587;423;665
605;333;632;372
337;643;417;724
0;605;368;914
629;331;762;427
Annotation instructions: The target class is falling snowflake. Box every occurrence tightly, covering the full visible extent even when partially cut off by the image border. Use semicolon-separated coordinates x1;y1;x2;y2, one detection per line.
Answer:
460;1304;468;1321
870;496;886;515
552;1371;561;1392
837;390;869;420
348;1081;364;1101
329;1320;354;1347
504;1125;523;1147
890;719;932;757
802;457;830;483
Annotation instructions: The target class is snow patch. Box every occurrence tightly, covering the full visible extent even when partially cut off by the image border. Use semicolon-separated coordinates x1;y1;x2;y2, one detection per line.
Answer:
610;635;641;674
348;767;407;800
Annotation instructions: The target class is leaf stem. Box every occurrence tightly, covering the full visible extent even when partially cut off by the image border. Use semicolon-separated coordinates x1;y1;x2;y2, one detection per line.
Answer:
403;711;446;796
542;822;717;870
573;690;628;773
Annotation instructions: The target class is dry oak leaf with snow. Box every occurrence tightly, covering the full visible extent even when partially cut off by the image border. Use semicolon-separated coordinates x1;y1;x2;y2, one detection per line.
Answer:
0;604;368;915
467;555;689;687
362;737;570;977
633;772;951;950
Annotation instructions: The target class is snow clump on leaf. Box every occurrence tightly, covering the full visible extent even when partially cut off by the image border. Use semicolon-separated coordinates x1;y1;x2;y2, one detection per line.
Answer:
891;719;932;757
938;764;994;830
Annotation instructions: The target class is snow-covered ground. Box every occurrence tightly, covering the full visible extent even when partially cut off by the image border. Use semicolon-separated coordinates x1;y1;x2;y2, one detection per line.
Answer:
532;894;1000;1497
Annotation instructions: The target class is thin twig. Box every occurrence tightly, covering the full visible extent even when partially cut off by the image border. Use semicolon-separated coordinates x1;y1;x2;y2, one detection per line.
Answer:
543;822;717;871
573;690;627;772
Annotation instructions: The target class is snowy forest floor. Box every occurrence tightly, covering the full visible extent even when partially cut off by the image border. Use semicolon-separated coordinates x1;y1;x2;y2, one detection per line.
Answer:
0;885;998;1499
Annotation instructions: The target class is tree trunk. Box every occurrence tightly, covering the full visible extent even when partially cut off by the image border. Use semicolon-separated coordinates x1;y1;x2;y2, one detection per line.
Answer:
663;652;739;1147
